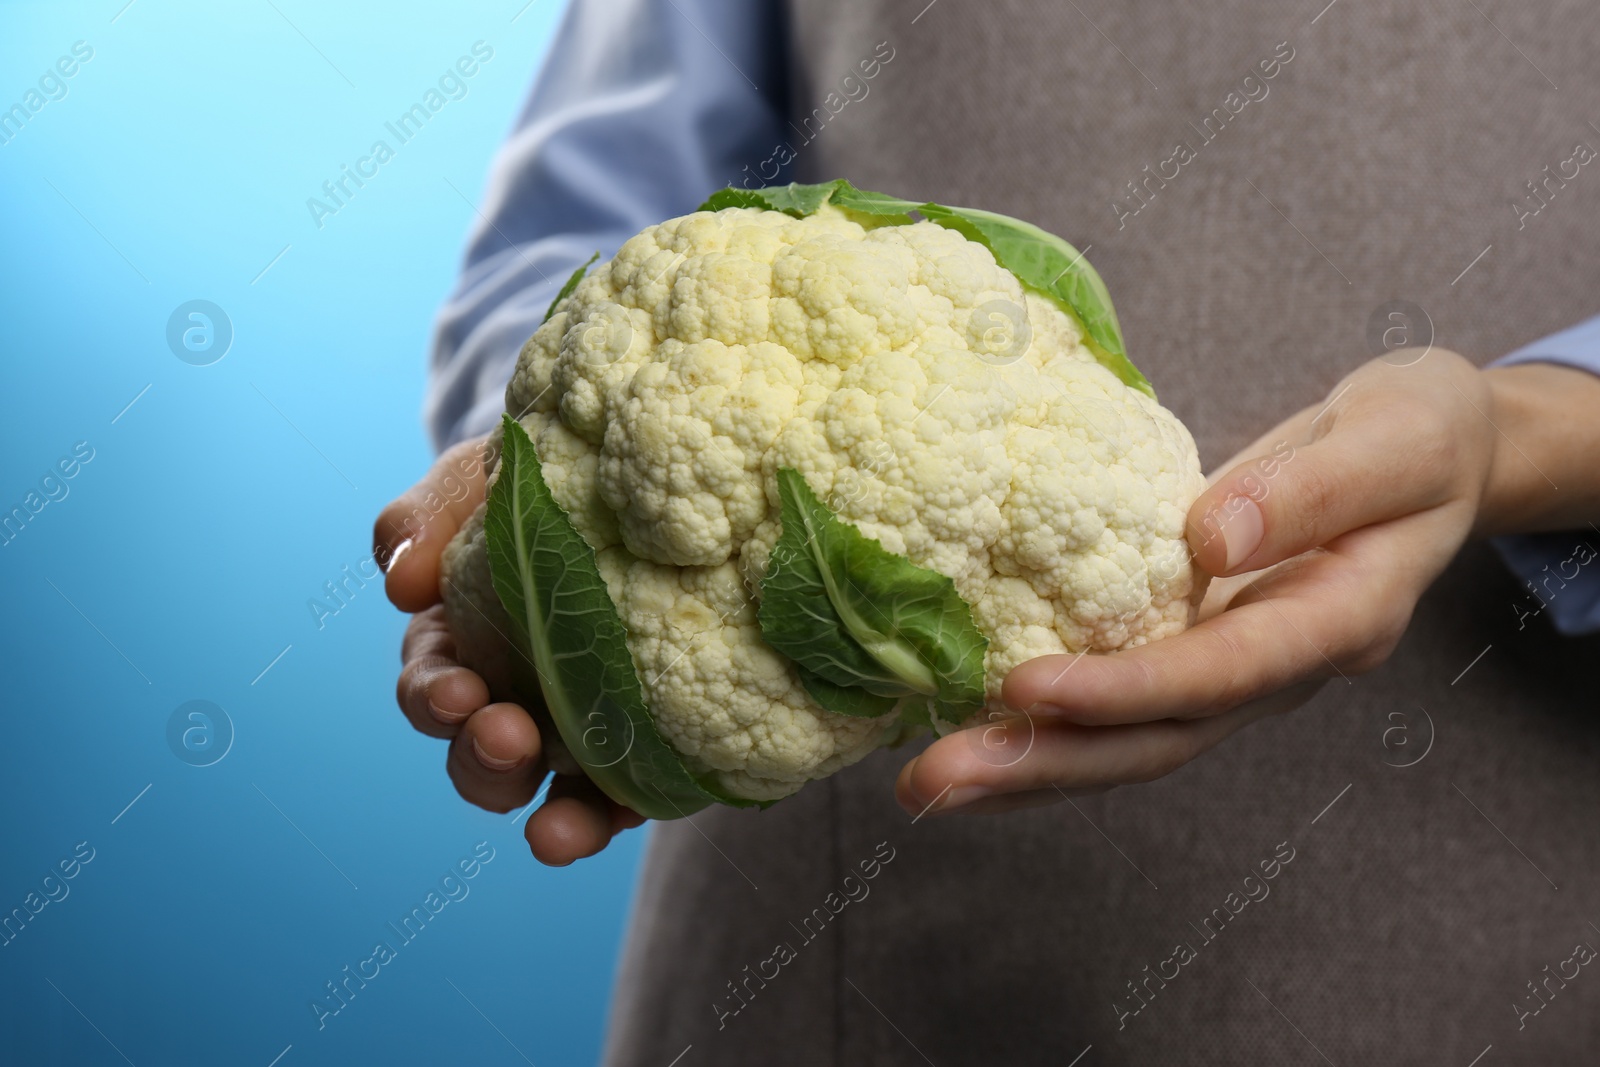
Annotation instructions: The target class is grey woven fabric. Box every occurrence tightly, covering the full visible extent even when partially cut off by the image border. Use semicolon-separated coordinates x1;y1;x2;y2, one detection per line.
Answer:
603;2;1600;1063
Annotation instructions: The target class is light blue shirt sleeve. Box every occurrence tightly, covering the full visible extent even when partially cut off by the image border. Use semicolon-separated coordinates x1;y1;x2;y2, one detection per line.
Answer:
1488;315;1600;635
425;0;788;450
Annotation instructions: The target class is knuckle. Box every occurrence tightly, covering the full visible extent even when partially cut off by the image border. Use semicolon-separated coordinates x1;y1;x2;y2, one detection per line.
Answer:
1185;625;1255;715
396;659;430;714
397;653;458;719
1130;733;1191;784
1341;647;1389;676
400;609;445;663
1341;620;1408;675
1280;462;1340;548
1332;587;1414;675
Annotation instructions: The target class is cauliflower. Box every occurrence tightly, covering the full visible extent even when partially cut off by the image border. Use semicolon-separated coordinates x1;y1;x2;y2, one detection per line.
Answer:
441;180;1207;817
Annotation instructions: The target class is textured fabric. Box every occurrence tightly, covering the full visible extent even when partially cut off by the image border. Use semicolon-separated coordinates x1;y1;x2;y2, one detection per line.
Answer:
601;2;1600;1065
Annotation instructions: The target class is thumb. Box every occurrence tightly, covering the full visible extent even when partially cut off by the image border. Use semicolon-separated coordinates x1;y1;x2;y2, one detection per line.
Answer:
373;435;493;612
1185;400;1452;576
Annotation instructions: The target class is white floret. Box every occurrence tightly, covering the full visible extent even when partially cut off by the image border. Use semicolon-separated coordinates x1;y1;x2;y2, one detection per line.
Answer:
462;204;1206;801
602;554;895;801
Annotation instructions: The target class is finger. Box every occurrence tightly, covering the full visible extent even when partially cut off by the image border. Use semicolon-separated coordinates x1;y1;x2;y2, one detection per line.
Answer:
446;703;545;814
525;776;622;866
928;787;1071;816
397;606;491;738
611;805;649;835
1017;491;1462;728
898;694;1300;816
1002;554;1363;725
897;778;1112;818
374;436;493;612
1186;384;1457;576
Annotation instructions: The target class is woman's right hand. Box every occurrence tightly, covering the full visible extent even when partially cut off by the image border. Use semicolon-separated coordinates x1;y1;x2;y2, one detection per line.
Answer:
373;435;644;865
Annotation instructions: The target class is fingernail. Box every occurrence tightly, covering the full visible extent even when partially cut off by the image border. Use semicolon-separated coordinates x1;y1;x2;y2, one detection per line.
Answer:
1213;496;1263;571
472;737;520;771
1023;702;1071;717
428;699;468;725
381;538;413;574
935;784;991;813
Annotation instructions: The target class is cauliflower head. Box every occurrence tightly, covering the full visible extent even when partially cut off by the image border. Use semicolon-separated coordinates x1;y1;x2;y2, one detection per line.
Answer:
441;181;1207;815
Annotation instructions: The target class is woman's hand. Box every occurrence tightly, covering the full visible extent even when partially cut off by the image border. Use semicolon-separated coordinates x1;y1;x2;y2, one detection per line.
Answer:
375;435;643;864
896;348;1513;816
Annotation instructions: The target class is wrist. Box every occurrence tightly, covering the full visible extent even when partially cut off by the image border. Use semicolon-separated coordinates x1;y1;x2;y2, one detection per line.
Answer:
1474;362;1600;538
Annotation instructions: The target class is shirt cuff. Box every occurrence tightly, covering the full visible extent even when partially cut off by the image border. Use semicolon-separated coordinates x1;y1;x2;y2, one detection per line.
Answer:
1487;314;1600;376
1492;531;1600;636
1486;315;1600;635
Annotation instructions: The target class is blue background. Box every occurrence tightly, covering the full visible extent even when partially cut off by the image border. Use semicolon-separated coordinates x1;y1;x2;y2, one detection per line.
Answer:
0;3;646;1064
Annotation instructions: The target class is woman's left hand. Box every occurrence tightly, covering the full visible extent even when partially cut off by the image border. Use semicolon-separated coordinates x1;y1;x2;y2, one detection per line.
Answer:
896;348;1502;817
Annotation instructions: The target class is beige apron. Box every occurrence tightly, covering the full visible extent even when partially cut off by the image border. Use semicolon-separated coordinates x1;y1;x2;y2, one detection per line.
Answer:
604;2;1600;1062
